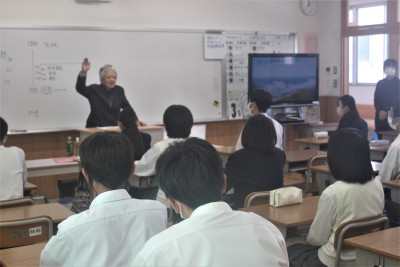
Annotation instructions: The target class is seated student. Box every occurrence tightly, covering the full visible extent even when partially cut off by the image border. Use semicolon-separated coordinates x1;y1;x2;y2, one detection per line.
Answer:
287;128;384;267
236;89;283;150
40;132;167;267
0;117;28;201
134;104;193;204
377;97;400;183
118;108;151;156
225;114;285;209
336;94;368;137
132;138;289;266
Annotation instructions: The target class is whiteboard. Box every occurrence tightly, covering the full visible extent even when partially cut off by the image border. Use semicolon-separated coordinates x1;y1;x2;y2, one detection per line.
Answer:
0;28;223;130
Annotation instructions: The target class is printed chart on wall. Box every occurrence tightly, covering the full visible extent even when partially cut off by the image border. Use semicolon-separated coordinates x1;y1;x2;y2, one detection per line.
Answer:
225;33;296;119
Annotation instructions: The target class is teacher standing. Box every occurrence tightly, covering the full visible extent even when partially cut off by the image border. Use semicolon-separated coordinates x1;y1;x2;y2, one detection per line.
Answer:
76;58;146;128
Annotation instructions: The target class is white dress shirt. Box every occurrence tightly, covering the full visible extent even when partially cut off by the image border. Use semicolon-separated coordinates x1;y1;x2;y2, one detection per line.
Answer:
377;134;400;182
0;145;27;201
40;189;167;267
235;113;283;150
133;201;289;266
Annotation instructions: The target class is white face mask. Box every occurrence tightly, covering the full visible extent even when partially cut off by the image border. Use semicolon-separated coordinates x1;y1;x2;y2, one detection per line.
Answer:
385;67;396;77
388;116;398;130
176;201;185;219
336;106;344;116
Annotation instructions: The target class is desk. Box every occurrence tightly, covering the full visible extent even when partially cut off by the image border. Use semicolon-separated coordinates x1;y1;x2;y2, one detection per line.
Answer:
26;158;80;178
383;179;400;203
78;125;165;147
294;137;329;150
0;241;46;267
239;196;319;238
0;203;74;223
343;227;400;266
24;182;38;192
214;145;235;163
378;130;398;142
300;122;338;137
284;150;327;172
370;144;390;161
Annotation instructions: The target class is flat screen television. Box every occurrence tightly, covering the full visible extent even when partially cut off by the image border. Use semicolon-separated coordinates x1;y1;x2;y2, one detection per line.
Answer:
248;53;319;105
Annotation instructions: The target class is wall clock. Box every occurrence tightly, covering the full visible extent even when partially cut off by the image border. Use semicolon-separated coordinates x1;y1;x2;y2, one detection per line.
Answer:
301;0;318;16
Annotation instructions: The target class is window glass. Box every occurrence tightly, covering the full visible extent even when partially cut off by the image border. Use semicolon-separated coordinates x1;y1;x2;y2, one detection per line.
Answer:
349;37;353;84
358;5;386;26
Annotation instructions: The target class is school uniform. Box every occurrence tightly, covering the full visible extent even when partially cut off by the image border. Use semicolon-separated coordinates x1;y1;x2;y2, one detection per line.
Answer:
377;134;400;182
132;201;289;266
40;189;167;267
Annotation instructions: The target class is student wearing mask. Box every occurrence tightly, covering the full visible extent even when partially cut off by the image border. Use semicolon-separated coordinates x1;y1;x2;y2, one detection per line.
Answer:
236;89;283;150
336;94;368;137
133;138;289;266
374;58;400;138
41;132;167;267
0;117;28;201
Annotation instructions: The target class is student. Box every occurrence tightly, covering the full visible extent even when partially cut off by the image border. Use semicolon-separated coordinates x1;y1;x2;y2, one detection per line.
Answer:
287;128;384;267
40;132;167;267
0;117;28;201
374;58;400;138
336;94;368;137
76;57;146;127
236;89;283;150
377;97;400;183
132;138;289;266
134;104;193;204
225;114;285;209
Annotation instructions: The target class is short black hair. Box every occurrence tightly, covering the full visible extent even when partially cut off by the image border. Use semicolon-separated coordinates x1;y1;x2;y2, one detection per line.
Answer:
383;58;398;69
328;128;373;184
337;94;359;116
242;114;276;154
0;117;8;142
250;89;273;112
163;105;193;138
79;131;134;189
118;108;145;160
156;138;224;210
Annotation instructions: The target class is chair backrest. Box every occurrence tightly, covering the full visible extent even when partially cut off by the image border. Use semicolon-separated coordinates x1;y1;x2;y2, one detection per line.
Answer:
304;154;328;194
0;216;53;249
392;171;400;180
243;191;270;208
333;214;389;267
0;197;34;209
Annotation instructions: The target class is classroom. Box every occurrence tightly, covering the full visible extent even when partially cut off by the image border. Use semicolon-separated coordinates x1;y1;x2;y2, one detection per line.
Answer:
1;0;399;266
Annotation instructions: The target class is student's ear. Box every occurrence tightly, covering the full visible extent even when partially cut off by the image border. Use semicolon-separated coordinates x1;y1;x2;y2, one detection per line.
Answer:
221;174;227;194
82;168;90;184
167;197;180;214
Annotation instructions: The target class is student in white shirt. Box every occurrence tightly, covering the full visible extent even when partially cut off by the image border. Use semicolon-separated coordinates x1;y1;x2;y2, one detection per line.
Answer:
377;97;400;183
133;105;193;205
287;128;384;267
40;132;167;267
236;89;283;150
133;138;289;267
0;117;28;201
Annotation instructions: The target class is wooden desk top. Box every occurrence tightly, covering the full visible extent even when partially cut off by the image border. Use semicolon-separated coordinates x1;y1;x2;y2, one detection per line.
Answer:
0;203;74;223
285;150;327;163
239;196;319;227
370;144;390;153
294;137;329;145
310;161;381;174
77;125;164;133
308;122;338;127
26;158;79;169
344;227;400;261
383;179;400;189
0;241;46;267
377;130;398;136
284;172;304;187
24;182;38;191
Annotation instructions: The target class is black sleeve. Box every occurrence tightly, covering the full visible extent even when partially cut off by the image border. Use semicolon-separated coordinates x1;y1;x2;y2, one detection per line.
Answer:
120;89;138;121
75;74;91;98
224;153;241;193
374;80;385;113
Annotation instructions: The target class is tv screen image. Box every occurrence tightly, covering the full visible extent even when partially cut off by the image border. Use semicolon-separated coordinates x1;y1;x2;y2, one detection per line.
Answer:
248;54;319;105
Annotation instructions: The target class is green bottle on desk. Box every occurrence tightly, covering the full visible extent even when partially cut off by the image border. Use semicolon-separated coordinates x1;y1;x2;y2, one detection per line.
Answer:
66;136;73;156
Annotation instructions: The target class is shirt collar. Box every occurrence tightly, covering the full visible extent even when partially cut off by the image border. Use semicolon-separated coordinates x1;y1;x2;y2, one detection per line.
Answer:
190;201;232;218
90;189;131;209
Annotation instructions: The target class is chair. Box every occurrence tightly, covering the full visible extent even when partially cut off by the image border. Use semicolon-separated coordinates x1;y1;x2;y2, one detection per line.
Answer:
0;197;34;208
243;191;270;208
0;216;53;249
304;154;329;195
333;214;389;267
392;171;400;180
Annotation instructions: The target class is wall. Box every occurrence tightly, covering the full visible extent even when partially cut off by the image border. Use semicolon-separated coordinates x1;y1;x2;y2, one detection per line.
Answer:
0;0;342;98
